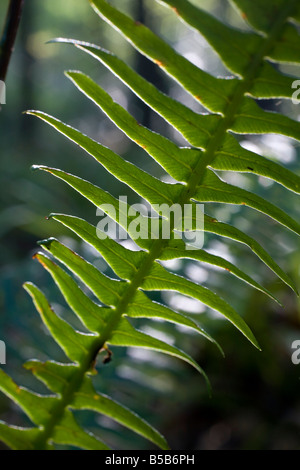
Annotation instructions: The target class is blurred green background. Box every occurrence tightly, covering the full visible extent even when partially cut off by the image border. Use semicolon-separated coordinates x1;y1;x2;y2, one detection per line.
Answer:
0;0;300;450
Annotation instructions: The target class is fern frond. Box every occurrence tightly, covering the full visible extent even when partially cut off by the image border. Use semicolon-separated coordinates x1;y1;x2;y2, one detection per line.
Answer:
1;0;300;450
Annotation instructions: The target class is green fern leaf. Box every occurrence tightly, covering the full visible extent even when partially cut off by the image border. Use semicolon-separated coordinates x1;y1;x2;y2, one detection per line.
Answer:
2;0;300;450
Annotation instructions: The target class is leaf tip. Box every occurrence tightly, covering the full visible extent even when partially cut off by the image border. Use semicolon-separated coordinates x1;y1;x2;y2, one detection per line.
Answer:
45;37;69;45
23;109;35;116
64;70;80;79
22;281;35;295
30;165;42;172
37;237;56;249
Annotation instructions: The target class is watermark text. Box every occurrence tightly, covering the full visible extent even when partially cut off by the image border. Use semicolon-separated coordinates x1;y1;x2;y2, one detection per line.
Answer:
96;198;204;249
292;80;300;105
291;339;300;365
0;340;6;365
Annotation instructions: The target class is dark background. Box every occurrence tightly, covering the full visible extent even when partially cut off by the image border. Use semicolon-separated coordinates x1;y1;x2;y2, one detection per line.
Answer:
0;0;300;450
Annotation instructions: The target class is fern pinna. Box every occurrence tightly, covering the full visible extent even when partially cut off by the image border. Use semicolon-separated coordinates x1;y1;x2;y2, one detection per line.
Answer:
1;0;300;450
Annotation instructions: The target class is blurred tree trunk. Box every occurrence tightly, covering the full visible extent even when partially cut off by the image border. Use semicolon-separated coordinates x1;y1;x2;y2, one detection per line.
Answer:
0;0;24;82
19;0;35;144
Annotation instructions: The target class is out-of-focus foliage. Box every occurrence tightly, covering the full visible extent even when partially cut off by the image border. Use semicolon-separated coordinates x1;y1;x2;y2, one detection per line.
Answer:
0;0;300;450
